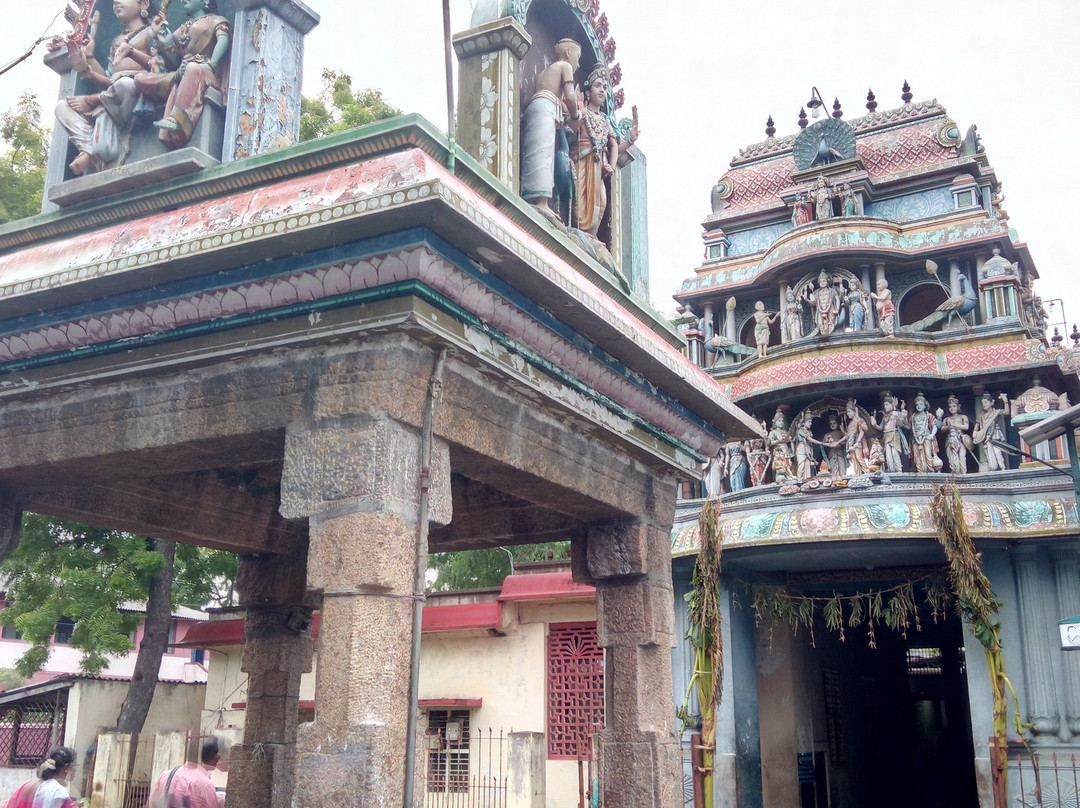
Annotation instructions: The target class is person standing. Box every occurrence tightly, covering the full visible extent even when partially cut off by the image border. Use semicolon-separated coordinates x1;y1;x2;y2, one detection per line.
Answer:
146;737;229;808
4;747;78;808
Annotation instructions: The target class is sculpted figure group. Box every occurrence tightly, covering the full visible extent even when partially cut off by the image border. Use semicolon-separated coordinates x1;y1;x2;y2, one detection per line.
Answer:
56;0;231;176
703;383;1063;494
522;40;638;245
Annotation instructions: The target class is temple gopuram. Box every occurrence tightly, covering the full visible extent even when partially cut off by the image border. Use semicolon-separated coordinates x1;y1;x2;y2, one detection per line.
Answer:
670;86;1080;808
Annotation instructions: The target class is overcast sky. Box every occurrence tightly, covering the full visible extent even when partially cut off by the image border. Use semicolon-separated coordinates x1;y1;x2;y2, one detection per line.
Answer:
2;1;1078;335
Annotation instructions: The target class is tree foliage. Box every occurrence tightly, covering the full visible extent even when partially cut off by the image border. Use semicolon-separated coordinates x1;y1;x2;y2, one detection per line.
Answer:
0;514;237;678
300;70;401;142
0;93;48;224
427;542;570;591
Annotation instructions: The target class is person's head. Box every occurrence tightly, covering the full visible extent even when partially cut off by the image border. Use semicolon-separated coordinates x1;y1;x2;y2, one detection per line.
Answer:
584;64;608;108
201;736;230;770
829;414;838;429
113;0;152;24
554;38;581;70
981;392;994;410
876;278;888;291
755;300;764;312
818;270;828;288
40;747;76;781
786;289;796;302
947;394;960;413
914;393;927;412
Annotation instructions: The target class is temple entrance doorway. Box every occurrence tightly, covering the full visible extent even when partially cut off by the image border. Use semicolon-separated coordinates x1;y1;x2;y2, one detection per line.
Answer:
802;603;979;808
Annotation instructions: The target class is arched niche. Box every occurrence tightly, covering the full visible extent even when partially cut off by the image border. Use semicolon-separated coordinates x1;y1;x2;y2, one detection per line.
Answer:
898;281;949;333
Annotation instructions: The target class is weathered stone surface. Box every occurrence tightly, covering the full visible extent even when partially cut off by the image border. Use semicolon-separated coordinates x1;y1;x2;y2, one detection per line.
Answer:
597;732;682;808
225;742;296;808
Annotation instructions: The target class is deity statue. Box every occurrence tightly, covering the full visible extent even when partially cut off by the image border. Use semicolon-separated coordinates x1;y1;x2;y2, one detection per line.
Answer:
135;0;232;149
846;279;867;332
810;175;833;221
766;409;793;484
752;301;780;357
972;392;1010;472
747;438;770;487
803;270;842;337
727;441;750;493
841;399;871;475
791;193;812;227
939;395;974;474
570;63;638;238
821;412;847;479
867;438;884;472
870;278;896;335
55;0;158;175
521;38;581;219
870;394;909;474
783;289;804;342
703;449;723;498
1010;377;1068;418
909;393;942;473
840;183;858;216
792;415;820;482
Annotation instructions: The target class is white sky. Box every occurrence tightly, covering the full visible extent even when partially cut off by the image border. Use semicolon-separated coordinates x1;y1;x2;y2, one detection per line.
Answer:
2;0;1078;334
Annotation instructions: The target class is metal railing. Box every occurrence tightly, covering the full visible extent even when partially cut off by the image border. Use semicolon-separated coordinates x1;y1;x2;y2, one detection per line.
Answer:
1014;751;1080;807
423;727;507;808
0;697;66;767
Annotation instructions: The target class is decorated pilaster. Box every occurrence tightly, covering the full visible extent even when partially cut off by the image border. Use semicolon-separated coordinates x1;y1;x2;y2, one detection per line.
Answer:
225;0;321;161
453;18;532;191
1052;548;1080;737
1014;547;1061;736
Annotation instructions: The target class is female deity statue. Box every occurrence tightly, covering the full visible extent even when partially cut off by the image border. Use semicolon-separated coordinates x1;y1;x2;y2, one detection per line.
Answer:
870;278;896;335
822;413;847;479
939;394;974;474
747;438;770;487
752;301;780;357
703;450;723;498
791;193;812;227
909;393;942;473
136;0;232;149
766;409;793;484
870;394;909;474
840;183;858;216
56;0;158;175
727;441;750;493
782;289;804;342
803;270;842;337
972;392;1010;472
570;64;638;238
846;279;867;332
841;399;871;475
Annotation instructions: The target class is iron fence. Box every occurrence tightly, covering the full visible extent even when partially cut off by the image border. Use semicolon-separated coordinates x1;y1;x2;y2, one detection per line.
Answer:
1014;751;1080;807
0;696;66;767
423;727;507;808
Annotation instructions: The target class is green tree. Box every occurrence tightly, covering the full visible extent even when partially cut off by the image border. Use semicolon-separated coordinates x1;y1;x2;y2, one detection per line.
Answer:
300;69;401;142
427;541;570;591
0;93;48;224
0;514;237;732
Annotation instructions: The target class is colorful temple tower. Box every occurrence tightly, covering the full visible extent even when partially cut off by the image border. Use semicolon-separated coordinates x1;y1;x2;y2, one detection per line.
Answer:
670;87;1080;807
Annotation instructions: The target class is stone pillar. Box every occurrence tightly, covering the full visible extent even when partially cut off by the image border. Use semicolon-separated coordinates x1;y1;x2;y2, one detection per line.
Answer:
860;265;875;331
703;302;714;342
41;48;78;214
1013;547;1060;736
226;546;312;808
948;258;963;297
778;284;789;343
225;0;321;162
453;18;532;192
975;251;988;323
1052;547;1080;737
506;731;545;808
0;491;23;561
280;414;451;808
578;514;681;808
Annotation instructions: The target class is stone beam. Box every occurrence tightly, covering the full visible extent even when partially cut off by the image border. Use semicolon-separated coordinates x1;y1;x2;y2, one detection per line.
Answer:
428;476;584;552
21;468;299;554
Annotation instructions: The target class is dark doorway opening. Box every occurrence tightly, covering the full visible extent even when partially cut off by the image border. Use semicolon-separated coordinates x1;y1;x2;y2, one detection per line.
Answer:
806;606;978;808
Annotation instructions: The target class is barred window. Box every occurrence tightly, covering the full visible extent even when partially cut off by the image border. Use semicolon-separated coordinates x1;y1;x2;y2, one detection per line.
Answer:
426;709;470;794
547;622;604;759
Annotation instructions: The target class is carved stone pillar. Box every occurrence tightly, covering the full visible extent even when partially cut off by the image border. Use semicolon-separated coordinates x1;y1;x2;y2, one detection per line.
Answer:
577;514;681;808
860;265;875;331
225;0;321;162
225;545;312;808
1052;548;1080;737
1014;547;1060;735
280;414;451;808
453;18;532;192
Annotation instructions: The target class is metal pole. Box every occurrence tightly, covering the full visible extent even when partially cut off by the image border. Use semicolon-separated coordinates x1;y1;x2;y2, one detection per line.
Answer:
442;0;456;172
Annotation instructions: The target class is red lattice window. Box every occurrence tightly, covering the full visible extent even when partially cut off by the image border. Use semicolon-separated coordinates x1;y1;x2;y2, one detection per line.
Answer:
547;621;604;759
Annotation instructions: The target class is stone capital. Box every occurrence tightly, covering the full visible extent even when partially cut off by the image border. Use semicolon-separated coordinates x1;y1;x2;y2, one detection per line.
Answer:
280;416;451;526
452;17;532;61
232;0;321;33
